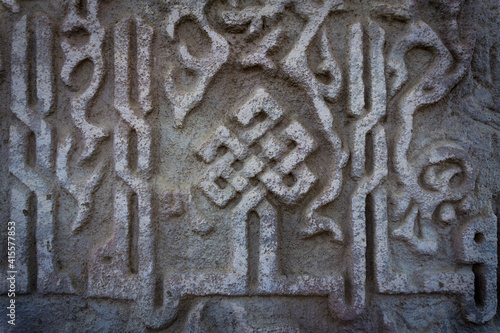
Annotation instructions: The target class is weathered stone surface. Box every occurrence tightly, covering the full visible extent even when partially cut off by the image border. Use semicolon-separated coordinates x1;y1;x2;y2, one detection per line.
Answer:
0;0;499;331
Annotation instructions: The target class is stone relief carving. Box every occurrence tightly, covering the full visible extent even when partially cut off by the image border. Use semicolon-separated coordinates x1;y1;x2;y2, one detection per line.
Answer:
7;14;75;295
59;0;107;234
164;0;230;128
0;0;18;13
0;0;498;331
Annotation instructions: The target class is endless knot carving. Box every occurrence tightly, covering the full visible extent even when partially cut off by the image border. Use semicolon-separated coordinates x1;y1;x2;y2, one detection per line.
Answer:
197;88;317;207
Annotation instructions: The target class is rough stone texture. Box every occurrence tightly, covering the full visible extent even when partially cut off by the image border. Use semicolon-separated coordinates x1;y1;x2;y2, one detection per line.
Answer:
0;0;499;332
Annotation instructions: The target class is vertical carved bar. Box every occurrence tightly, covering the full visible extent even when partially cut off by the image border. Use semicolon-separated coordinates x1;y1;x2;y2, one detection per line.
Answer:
330;20;387;320
89;16;153;297
347;22;364;120
257;200;280;293
87;16;180;329
7;15;74;294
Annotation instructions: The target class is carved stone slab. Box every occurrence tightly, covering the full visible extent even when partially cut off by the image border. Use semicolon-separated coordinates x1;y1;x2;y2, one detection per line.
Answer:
0;0;499;331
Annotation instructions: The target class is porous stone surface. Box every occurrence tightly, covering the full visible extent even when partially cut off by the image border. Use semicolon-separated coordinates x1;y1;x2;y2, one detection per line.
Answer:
0;0;499;331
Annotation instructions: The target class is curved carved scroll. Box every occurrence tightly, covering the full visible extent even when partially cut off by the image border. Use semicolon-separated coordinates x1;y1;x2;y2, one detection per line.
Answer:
164;1;229;128
58;0;107;234
217;0;289;38
392;142;475;253
280;0;348;243
372;3;494;326
61;0;107;162
56;136;105;234
388;19;476;255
